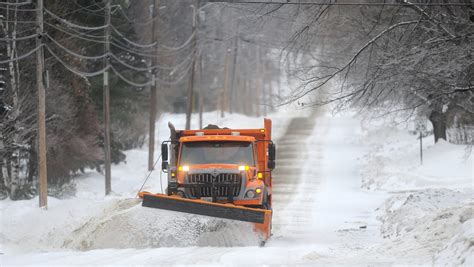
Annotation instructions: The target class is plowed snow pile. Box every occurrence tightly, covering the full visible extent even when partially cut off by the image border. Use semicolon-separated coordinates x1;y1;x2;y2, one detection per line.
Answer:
62;199;258;250
361;119;473;265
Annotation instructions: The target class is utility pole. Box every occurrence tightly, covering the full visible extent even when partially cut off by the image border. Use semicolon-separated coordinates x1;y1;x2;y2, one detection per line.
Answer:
185;3;197;130
198;54;203;129
148;0;159;171
104;0;112;195
36;0;47;209
263;60;267;117
255;46;261;117
229;23;239;114
221;48;230;118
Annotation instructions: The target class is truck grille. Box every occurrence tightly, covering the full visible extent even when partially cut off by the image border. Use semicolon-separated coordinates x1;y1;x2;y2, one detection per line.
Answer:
188;173;242;198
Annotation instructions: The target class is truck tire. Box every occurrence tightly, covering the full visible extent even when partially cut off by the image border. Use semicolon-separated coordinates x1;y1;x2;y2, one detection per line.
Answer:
261;189;271;210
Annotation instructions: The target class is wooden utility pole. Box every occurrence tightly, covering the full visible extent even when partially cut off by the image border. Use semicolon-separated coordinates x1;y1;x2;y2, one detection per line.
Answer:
36;0;47;209
221;48;230;118
148;0;159;171
185;3;197;130
104;0;112;195
229;27;239;114
255;46;261;117
263;60;267;117
198;55;203;129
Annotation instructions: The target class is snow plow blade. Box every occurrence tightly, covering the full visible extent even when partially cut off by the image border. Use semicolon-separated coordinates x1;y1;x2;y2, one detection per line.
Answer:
141;193;271;224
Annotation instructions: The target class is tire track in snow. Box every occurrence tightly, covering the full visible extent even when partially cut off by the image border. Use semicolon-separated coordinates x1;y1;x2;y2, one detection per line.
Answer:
270;114;321;242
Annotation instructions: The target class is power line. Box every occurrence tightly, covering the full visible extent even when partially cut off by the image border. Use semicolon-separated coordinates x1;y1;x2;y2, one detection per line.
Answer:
110;38;190;57
0;5;38;12
0;45;42;64
45;45;109;77
42;4;197;53
0;20;37;24
45;21;106;40
0;1;33;7
44;8;108;31
112;5;159;26
110;24;157;48
209;0;474;6
109;65;152;87
40;1;108;29
45;41;194;87
45;30;194;71
44;22;107;43
0;32;38;42
71;0;107;13
161;31;196;51
2;1;198;87
45;33;108;60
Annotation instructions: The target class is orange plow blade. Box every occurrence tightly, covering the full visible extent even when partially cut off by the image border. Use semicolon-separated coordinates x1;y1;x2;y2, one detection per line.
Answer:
139;192;272;239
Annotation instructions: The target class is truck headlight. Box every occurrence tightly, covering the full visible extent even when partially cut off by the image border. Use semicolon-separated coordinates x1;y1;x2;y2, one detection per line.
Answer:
255;188;262;194
245;190;256;199
179;165;189;171
238;165;250;171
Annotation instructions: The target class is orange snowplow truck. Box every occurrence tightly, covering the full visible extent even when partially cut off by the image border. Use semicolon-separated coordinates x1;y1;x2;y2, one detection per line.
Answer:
139;119;275;240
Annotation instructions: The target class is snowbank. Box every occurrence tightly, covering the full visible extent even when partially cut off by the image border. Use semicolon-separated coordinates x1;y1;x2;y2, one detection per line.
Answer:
360;119;473;265
360;123;472;191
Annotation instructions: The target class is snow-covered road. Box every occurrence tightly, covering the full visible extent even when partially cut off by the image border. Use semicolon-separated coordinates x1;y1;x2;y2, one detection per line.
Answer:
1;110;396;265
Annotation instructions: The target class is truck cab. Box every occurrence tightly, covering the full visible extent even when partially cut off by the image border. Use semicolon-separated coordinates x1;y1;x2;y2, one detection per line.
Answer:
162;119;276;209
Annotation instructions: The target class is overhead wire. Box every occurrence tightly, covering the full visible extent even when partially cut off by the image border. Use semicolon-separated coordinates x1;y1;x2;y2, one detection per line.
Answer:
111;23;197;52
109;53;151;71
154;60;194;85
0;20;37;24
44;39;195;86
45;21;106;40
45;22;196;71
0;6;38;12
0;1;33;7
42;1;108;26
45;45;109;77
110;39;189;58
160;31;196;51
3;1;198;87
110;24;157;48
45;33;108;60
44;8;109;31
215;1;474;6
109;65;152;87
44;22;107;44
71;0;107;13
0;45;42;64
113;5;159;26
0;32;38;42
43;5;197;54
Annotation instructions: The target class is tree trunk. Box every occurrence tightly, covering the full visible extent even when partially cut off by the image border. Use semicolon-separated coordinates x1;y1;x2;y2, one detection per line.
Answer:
429;110;447;143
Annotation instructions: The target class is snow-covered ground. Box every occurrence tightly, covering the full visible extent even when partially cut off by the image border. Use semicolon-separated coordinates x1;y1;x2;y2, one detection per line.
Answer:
0;108;472;265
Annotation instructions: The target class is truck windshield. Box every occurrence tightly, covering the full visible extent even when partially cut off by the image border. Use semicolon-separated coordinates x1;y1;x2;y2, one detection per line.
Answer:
180;141;254;166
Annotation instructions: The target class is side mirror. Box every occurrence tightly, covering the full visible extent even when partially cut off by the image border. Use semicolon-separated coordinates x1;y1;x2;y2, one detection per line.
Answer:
268;160;275;169
161;143;169;171
268;143;276;161
161;143;168;161
162;161;169;171
268;143;276;169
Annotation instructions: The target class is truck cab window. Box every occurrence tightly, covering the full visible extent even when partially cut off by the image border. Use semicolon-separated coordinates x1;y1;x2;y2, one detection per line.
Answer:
180;141;254;166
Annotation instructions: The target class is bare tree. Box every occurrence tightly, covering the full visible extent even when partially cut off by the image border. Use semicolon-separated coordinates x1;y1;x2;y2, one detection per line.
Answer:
280;0;473;143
